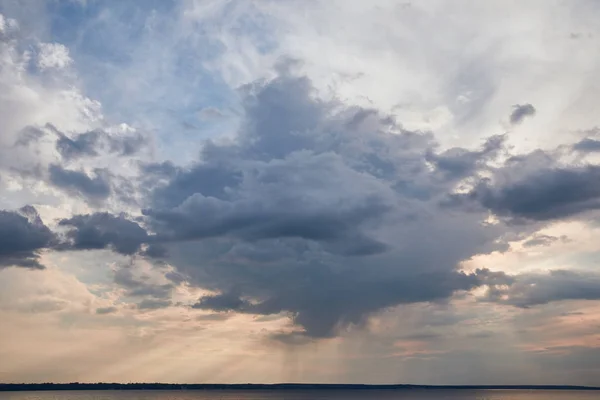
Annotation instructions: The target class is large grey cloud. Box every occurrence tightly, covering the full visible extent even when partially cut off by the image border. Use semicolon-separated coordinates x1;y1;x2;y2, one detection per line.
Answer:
193;269;490;338
50;69;600;339
192;291;251;313
55;130;103;160
48;164;112;203
573;137;600;153
483;269;600;308
456;164;600;221
8;122;146;208
0;206;56;269
143;151;394;257
53;127;146;160
425;134;505;180
15;124;147;161
58;212;148;255
133;69;515;338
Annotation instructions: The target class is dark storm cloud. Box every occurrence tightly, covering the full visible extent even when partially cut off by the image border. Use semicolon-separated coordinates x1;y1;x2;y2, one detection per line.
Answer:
484;270;600;308
143;152;393;256
191;269;486;338
573;138;600;153
56;67;600;338
48;164;112;202
192;292;251;312
463;165;600;220
141;243;168;258
146;162;243;209
122;68;522;337
509;103;536;124
58;212;148;255
426;134;505;179
0;206;56;269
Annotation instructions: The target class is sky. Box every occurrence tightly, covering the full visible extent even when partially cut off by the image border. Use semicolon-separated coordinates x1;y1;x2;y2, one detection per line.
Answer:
1;0;600;386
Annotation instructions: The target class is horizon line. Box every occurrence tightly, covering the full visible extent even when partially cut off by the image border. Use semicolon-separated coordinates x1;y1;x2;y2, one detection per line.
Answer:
1;383;600;391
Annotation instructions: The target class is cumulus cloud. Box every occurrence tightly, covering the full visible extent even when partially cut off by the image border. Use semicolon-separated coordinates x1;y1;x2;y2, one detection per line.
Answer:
573;138;600;153
47;68;600;339
0;13;103;159
458;164;600;221
58;213;148;255
0;11;150;219
16;124;149;161
483;270;600;308
425;134;505;179
192;292;251;313
143;151;394;257
55;130;104;160
42;68;520;337
0;206;56;269
36;43;72;70
48;164;112;203
132;70;517;337
509;104;536;124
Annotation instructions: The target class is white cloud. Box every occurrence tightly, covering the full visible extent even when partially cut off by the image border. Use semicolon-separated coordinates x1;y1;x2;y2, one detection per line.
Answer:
0;12;153;220
183;0;600;153
37;43;72;70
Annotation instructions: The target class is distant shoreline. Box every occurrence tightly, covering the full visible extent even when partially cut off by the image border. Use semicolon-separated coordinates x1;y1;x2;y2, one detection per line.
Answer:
1;383;599;392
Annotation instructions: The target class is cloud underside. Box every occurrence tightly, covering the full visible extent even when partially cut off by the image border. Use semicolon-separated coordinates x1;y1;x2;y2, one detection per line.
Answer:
509;103;536;125
484;269;600;308
0;206;56;269
5;66;600;339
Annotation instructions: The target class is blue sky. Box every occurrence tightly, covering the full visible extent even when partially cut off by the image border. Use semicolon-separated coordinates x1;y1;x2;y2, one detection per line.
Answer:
2;0;600;385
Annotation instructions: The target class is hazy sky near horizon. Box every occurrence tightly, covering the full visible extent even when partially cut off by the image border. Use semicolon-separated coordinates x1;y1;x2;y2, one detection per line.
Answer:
2;0;600;386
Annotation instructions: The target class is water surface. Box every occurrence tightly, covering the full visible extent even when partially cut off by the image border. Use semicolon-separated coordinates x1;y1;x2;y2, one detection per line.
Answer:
1;390;598;400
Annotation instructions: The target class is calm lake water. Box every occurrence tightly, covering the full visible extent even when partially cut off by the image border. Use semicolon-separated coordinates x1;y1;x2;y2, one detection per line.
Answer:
0;391;598;400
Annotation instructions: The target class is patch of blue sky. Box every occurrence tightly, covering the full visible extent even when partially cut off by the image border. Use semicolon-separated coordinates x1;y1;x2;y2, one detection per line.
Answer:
45;0;177;55
223;0;279;54
38;1;241;162
1;1;280;163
